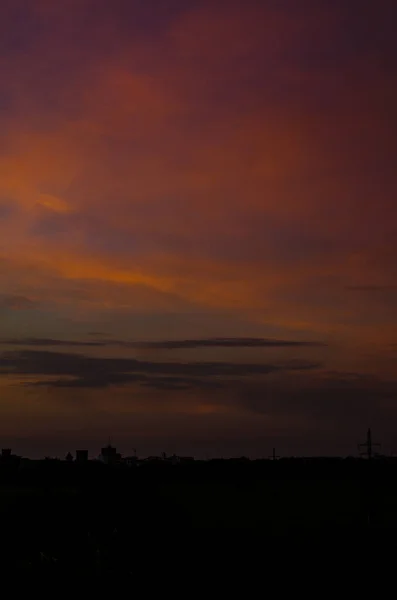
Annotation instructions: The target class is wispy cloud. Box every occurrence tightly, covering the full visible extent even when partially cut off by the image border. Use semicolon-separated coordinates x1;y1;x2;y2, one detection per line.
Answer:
3;337;105;347
2;336;326;349
0;295;37;310
345;285;397;292
0;349;321;389
130;337;326;349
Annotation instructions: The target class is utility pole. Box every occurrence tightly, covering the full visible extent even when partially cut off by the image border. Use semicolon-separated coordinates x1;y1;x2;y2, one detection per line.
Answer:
358;428;380;460
268;448;280;461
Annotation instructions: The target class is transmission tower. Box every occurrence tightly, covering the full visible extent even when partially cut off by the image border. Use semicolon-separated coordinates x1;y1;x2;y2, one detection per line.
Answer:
358;428;380;460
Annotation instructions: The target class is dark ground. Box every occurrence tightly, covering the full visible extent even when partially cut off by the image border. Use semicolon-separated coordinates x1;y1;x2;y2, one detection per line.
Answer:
1;458;396;578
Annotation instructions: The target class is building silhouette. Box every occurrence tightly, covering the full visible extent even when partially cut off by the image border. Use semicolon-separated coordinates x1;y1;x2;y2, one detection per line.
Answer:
100;444;121;465
0;448;20;464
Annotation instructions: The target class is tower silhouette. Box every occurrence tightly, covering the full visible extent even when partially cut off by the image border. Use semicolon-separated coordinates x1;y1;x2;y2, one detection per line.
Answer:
359;428;380;460
268;448;280;460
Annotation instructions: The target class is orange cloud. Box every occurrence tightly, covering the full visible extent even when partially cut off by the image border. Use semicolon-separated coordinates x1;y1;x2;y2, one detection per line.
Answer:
0;0;396;353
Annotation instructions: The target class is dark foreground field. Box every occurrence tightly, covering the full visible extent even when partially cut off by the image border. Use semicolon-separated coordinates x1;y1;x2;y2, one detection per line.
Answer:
1;458;396;577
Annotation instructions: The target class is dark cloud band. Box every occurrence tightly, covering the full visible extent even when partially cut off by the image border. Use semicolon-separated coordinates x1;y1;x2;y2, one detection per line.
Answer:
0;349;321;390
2;336;325;349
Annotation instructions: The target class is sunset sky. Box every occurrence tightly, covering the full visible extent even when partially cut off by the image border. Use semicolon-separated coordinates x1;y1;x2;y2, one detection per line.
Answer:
1;0;397;458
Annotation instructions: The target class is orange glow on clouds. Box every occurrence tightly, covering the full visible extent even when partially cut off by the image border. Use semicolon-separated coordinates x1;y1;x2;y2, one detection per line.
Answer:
0;0;396;455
